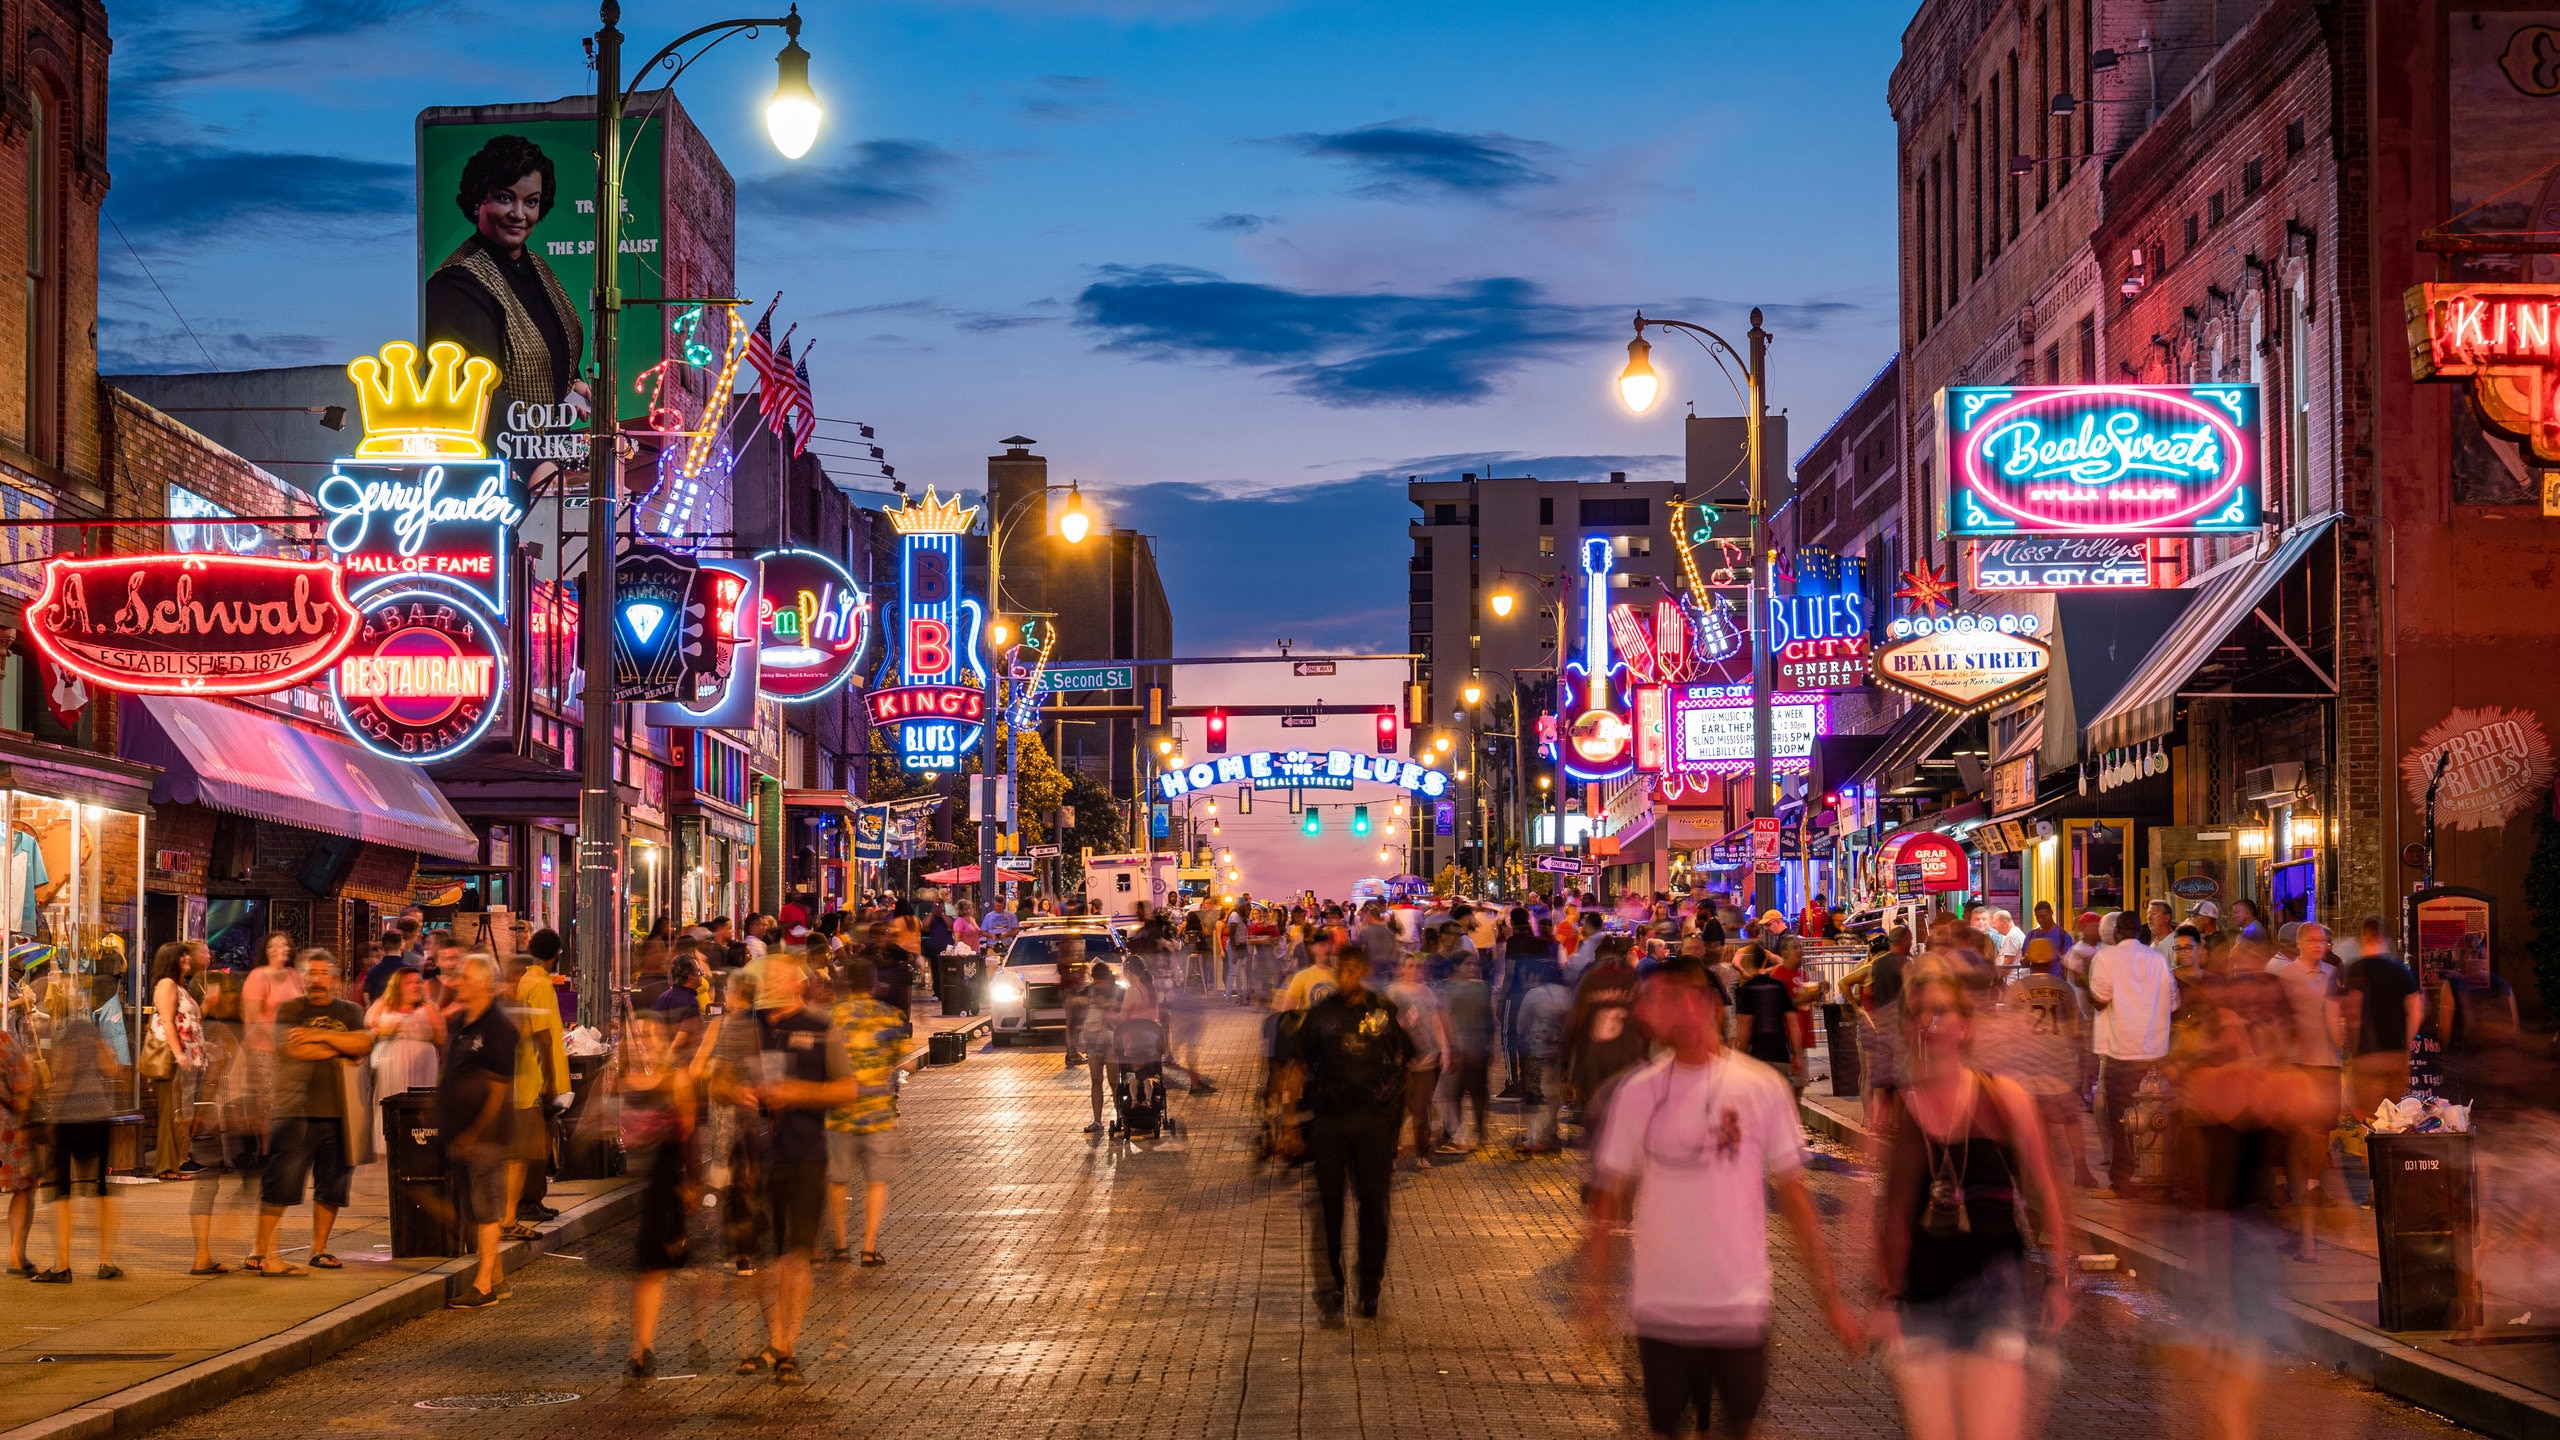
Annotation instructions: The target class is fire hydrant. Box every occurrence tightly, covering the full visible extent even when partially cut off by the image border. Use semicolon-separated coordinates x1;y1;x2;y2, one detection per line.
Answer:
2120;1066;2177;1198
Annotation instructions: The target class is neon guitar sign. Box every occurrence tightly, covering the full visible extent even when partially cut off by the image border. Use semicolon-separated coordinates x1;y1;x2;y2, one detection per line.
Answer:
1560;536;1635;781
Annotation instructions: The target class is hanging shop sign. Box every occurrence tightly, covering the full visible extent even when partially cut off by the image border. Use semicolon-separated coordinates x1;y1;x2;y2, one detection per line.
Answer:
332;588;506;763
1881;831;1970;893
1768;546;1871;690
1991;755;2037;813
1155;749;1451;801
1634;684;1668;772
28;553;361;696
1873;612;2051;713
1969;535;2154;591
612;543;710;703
2404;283;2560;463
168;485;267;556
2400;705;2553;832
1749;815;1781;874
754;547;869;702
1561;537;1635;781
875;488;985;770
641;556;759;730
1665;683;1827;776
1940;383;2262;536
320;340;523;617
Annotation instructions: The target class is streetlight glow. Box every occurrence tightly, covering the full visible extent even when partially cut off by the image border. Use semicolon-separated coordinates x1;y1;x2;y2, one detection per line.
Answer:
1489;589;1516;619
765;31;823;159
1462;678;1484;707
1618;333;1660;412
1058;483;1091;544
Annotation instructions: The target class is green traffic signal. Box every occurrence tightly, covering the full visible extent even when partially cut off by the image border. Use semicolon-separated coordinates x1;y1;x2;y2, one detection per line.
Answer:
1352;804;1370;836
1303;808;1321;836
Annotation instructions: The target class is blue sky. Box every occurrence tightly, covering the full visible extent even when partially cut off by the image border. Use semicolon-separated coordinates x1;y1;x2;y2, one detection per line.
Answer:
100;0;1908;654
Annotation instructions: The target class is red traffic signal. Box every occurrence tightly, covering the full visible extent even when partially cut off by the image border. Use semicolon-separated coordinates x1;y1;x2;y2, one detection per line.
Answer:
1206;709;1229;753
1375;709;1397;753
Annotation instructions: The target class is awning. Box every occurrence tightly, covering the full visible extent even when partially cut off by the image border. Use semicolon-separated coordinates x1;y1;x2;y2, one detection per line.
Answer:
921;863;1033;884
121;695;479;860
783;788;857;812
2041;588;2202;773
2080;518;2339;755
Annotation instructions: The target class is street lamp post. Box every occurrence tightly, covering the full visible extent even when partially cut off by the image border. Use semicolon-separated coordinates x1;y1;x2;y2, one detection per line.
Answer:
979;483;1088;915
579;2;818;1028
1616;308;1775;917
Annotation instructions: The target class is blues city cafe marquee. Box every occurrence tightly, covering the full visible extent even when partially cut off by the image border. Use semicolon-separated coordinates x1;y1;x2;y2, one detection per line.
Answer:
1939;383;2263;537
1157;749;1451;802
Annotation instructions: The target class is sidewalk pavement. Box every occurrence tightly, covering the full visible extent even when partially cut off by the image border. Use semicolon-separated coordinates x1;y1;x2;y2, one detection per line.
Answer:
0;1003;988;1440
1798;1084;2560;1440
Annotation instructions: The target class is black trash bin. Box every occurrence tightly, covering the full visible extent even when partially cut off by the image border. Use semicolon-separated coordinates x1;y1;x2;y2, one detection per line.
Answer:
1823;1004;1863;1098
554;1053;624;1181
2370;1130;2476;1331
928;1029;968;1066
382;1090;460;1258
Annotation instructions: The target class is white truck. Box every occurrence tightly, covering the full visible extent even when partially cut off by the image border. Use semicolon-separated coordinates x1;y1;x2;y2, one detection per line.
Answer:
1082;852;1178;921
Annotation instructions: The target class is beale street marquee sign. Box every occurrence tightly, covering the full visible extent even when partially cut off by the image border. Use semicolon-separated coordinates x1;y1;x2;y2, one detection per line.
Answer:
1940;383;2262;537
29;553;359;696
1873;612;2052;713
2405;283;2560;465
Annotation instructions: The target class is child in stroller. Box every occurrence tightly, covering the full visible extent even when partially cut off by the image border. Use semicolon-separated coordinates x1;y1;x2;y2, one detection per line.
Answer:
1108;1016;1178;1139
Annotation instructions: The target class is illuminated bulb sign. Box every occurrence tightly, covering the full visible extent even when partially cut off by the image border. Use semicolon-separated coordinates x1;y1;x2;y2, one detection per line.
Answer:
1941;383;2262;536
29;554;360;696
1666;683;1826;776
1156;749;1450;801
874;487;985;770
1969;535;2154;591
1767;547;1871;691
1560;536;1635;781
641;557;759;730
753;548;868;703
319;340;524;619
332;589;505;763
2405;283;2560;463
1874;611;2051;713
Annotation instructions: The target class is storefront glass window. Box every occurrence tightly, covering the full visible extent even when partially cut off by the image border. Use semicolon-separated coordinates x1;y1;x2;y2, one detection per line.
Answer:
1;793;147;1061
2072;821;2128;916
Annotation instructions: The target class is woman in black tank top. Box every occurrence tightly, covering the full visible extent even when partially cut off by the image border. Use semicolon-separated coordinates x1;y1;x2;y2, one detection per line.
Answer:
1874;959;2075;1440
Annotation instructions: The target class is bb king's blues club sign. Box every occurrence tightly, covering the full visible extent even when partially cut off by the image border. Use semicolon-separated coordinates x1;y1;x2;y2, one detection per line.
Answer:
871;488;987;771
1940;384;2262;537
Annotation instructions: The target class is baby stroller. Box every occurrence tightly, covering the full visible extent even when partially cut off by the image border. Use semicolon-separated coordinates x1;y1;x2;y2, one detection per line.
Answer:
1108;1017;1178;1139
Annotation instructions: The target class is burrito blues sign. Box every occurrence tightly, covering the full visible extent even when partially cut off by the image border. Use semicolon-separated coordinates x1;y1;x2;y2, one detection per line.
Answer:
1941;384;2261;537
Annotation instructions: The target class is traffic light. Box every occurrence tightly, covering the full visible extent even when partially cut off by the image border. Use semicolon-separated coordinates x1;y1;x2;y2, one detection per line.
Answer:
1147;685;1164;726
1302;807;1322;837
1406;682;1428;726
1352;805;1371;836
1206;709;1228;753
1375;708;1397;753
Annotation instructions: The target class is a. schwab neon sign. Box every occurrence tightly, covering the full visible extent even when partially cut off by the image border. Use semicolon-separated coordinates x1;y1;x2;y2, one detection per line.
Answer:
1941;383;2261;536
1157;749;1450;801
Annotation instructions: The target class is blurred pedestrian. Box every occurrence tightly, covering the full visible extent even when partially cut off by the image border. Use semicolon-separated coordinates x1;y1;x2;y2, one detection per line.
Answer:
251;951;373;1276
0;1016;34;1276
366;968;445;1152
1384;952;1447;1167
737;954;857;1385
33;997;124;1282
440;954;517;1309
1566;935;1648;1142
826;954;902;1267
1437;953;1494;1152
620;1011;696;1377
1731;945;1798;1081
2330;915;2419;1127
146;941;206;1181
2266;923;2343;1254
1278;941;1414;1325
703;968;766;1278
504;943;570;1235
2089;910;2176;1198
1082;961;1120;1134
1580;956;1858;1440
1516;961;1573;1151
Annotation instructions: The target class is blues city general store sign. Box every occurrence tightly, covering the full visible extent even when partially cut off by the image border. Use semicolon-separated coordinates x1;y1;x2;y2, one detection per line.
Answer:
1940;383;2262;537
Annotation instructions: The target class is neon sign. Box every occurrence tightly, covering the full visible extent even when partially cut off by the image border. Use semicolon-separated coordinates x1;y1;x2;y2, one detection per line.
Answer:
613;543;712;703
1767;547;1870;691
1155;749;1451;801
1561;536;1633;781
1969;535;2154;591
1941;383;2262;536
331;589;505;763
29;554;359;697
753;548;869;703
2405;283;2560;462
866;685;984;724
1873;612;2050;713
876;488;986;770
1666;683;1825;776
640;556;759;730
322;341;524;619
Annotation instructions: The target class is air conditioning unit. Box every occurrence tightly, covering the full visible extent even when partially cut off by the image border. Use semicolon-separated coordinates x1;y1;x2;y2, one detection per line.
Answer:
2240;762;2304;802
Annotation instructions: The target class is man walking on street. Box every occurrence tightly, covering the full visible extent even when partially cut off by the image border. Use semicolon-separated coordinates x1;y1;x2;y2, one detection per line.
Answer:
440;955;516;1307
2088;910;2177;1198
1581;956;1859;1440
739;954;857;1383
2330;915;2422;1123
825;955;903;1268
1279;942;1415;1326
252;953;372;1275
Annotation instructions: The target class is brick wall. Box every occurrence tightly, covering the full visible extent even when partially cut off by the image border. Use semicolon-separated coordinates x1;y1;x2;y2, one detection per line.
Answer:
0;0;112;499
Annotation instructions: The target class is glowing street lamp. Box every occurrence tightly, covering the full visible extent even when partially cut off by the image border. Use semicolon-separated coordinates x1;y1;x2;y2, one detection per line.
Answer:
1057;483;1091;544
765;28;823;158
1618;333;1660;412
1488;589;1516;619
1462;677;1484;707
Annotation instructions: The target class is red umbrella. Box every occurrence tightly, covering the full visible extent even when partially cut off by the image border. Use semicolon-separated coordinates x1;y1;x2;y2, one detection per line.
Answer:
920;863;1033;884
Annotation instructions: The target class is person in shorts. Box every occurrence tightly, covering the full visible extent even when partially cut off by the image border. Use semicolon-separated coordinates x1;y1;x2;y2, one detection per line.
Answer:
440;954;518;1308
33;1002;123;1282
618;1011;695;1376
738;953;856;1384
252;952;372;1275
1581;957;1858;1438
826;954;904;1267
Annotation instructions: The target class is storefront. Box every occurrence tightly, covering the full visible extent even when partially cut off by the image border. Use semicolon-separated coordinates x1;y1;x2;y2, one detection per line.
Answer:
0;732;156;1055
781;790;855;916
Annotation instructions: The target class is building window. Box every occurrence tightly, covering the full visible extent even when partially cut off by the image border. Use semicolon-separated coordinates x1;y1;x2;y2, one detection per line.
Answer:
1410;605;1433;630
1432;502;1458;526
2207;190;2225;228
2185;214;2200;252
1412;634;1432;659
1411;536;1432;570
2077;315;2096;382
1579;497;1649;527
2286;119;2306;156
1538;496;1554;526
2242;158;2264;196
1408;574;1432;602
2043;342;2061;384
2288;278;2313;519
24;84;57;462
1627;536;1652;557
1538;534;1555;556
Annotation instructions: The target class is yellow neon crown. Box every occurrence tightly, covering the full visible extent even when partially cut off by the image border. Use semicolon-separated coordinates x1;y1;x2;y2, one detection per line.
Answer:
885;485;981;536
347;340;501;459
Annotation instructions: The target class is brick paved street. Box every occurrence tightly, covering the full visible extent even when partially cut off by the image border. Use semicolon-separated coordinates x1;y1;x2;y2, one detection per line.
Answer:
131;1011;2483;1440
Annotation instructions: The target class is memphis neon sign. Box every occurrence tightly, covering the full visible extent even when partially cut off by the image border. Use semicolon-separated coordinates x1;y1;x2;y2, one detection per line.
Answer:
753;547;868;702
1942;384;2262;536
2406;282;2560;463
1156;749;1451;801
29;553;360;697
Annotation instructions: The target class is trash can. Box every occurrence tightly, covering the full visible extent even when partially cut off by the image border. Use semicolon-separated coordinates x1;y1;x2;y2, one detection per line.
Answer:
928;1030;968;1066
1822;1004;1862;1098
554;1053;624;1181
383;1090;460;1258
2369;1130;2476;1331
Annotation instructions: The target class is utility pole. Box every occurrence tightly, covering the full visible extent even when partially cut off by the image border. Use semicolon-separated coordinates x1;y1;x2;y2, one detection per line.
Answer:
577;5;628;1030
1745;309;1774;919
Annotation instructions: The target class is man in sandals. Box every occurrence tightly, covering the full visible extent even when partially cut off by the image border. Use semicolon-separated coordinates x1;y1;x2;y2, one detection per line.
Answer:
251;953;372;1276
736;953;859;1384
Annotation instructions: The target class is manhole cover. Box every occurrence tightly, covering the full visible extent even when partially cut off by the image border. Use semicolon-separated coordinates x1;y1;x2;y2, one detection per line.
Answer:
413;1392;580;1411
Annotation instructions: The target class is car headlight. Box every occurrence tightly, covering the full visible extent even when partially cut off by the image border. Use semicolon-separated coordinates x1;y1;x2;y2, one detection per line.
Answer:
990;975;1025;1002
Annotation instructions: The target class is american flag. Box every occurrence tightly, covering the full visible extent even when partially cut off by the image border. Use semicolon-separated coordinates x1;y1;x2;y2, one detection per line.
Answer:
745;295;790;399
789;343;818;456
767;331;806;447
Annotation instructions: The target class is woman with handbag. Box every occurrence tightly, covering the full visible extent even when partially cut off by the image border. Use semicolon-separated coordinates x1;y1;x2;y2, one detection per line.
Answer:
145;942;207;1181
365;969;445;1153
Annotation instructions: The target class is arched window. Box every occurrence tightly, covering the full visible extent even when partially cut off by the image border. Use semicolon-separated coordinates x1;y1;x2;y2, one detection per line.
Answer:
23;81;59;461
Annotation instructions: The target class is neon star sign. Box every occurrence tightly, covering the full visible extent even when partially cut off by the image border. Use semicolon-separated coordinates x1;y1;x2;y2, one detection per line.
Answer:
1941;383;2262;536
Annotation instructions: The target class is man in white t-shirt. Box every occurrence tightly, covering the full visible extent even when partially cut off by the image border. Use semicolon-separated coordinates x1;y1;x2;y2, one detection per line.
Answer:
1581;957;1857;1439
2087;909;2177;1198
1986;909;2026;967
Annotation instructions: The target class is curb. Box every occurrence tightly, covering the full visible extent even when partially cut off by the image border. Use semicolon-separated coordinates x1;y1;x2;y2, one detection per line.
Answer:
1798;1095;2560;1440
0;1180;644;1440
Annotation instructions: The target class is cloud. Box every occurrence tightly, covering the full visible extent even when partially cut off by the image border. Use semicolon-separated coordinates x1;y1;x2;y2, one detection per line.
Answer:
1204;212;1277;234
255;0;451;41
104;140;411;245
98;314;338;374
1281;123;1558;200
1015;74;1118;123
1075;265;1611;406
1099;478;1411;653
1323;451;1681;489
744;139;961;222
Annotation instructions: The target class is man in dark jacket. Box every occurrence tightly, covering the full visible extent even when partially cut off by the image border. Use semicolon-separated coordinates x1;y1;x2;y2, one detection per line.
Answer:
1280;941;1414;1326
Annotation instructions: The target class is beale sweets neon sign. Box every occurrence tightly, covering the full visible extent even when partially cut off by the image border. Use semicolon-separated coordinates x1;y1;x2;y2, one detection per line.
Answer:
1941;384;2262;536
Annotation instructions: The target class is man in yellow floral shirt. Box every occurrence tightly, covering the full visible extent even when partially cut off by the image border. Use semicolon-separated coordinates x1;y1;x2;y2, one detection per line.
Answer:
826;954;904;1266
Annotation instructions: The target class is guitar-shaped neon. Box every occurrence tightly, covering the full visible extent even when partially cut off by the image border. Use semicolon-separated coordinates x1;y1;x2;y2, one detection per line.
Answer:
1561;537;1635;779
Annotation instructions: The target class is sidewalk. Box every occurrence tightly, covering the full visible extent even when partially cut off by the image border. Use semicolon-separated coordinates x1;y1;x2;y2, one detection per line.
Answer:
0;1002;988;1440
1798;1084;2560;1440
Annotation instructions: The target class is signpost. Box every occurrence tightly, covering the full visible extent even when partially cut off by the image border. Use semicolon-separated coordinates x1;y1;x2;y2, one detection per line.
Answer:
1037;665;1136;693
